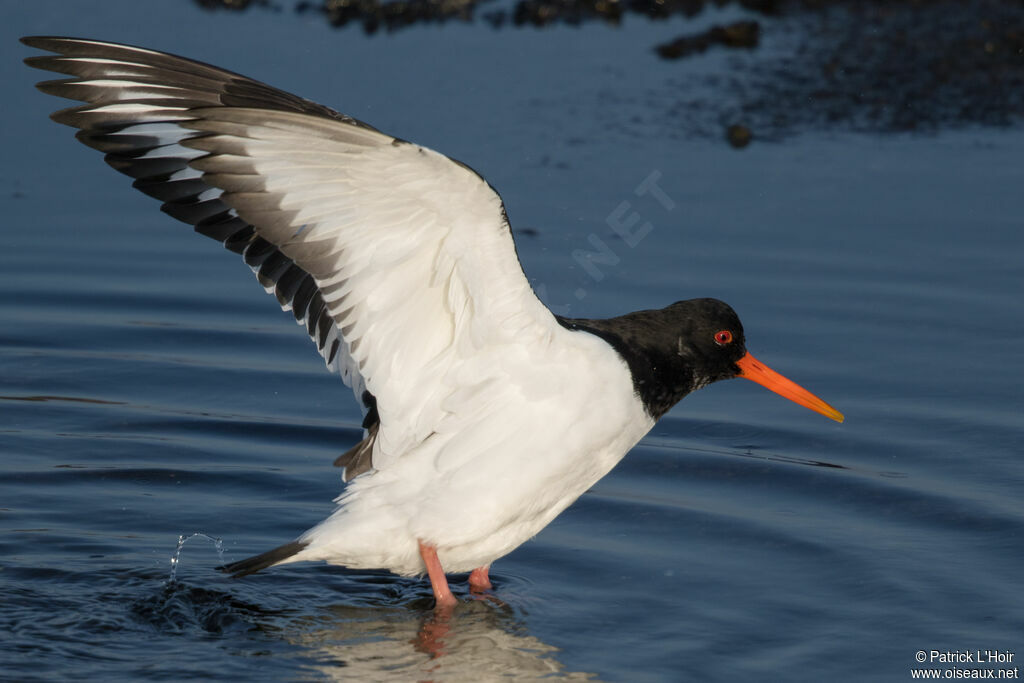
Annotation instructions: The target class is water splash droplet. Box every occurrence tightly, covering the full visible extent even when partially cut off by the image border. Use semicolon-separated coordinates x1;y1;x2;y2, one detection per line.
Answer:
167;532;225;584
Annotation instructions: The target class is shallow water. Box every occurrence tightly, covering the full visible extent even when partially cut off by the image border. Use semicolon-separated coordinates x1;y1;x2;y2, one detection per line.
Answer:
2;2;1023;681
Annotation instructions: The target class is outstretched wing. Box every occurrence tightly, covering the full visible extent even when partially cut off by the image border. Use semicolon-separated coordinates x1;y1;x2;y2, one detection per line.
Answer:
23;36;557;477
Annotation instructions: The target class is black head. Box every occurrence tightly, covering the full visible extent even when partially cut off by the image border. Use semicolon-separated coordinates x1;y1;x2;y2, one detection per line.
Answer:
557;298;749;419
661;298;748;386
558;297;844;423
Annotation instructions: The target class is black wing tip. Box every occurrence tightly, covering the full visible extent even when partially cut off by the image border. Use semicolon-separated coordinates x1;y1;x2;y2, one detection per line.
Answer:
22;38;59;70
21;36;85;52
217;540;309;578
20;35;53;48
21;36;130;49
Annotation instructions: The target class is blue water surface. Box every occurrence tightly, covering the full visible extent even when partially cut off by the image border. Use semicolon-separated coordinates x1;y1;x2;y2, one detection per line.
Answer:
1;2;1022;681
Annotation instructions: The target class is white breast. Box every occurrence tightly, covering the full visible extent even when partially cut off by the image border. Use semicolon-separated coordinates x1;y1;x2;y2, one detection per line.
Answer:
296;325;655;576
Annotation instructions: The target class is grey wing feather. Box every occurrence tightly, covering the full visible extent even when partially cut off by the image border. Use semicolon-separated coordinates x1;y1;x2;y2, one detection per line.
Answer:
334;421;379;482
333;391;380;481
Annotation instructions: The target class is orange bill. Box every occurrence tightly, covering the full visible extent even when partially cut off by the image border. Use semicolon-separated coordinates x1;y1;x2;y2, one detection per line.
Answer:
736;352;844;423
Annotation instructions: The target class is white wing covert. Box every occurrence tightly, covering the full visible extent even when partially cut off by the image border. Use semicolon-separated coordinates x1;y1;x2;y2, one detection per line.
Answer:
23;36;557;478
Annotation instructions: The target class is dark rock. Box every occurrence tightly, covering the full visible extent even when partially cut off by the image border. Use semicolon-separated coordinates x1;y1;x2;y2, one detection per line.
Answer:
655;20;760;60
726;124;753;148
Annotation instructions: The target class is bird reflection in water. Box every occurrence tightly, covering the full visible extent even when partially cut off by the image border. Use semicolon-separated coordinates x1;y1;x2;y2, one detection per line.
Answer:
285;579;593;680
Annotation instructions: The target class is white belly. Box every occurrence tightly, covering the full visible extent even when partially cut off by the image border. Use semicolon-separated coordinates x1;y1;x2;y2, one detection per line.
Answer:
294;328;655;576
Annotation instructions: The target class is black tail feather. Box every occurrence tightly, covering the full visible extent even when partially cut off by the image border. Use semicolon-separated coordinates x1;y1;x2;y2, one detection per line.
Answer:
218;540;309;578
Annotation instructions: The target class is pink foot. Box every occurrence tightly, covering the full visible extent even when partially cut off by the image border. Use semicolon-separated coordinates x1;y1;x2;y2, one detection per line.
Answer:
418;541;457;610
468;566;492;592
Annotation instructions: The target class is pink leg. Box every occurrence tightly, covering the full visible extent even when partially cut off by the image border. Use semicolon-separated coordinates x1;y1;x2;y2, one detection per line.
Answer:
418;541;457;609
468;566;492;592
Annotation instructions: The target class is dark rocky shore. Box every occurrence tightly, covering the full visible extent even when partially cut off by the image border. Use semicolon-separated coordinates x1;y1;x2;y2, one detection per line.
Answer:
193;0;1024;142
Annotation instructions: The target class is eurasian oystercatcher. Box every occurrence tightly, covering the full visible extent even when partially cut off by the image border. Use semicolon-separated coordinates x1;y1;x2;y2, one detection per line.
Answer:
23;37;843;608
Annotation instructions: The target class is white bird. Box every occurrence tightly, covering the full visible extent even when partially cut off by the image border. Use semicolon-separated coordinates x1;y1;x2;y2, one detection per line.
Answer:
23;36;843;609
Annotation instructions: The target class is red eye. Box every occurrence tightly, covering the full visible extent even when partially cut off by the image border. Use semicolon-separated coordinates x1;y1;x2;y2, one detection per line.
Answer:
714;330;733;345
